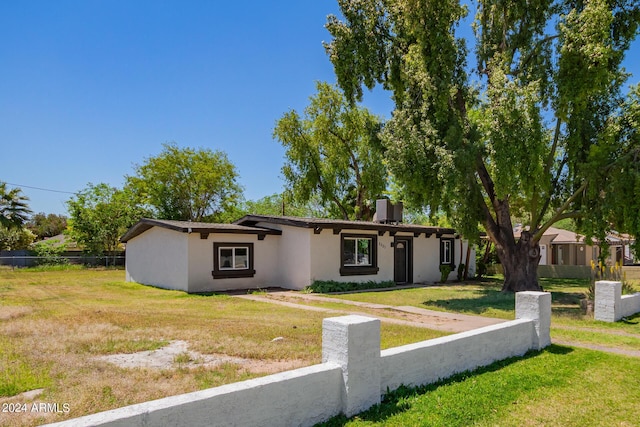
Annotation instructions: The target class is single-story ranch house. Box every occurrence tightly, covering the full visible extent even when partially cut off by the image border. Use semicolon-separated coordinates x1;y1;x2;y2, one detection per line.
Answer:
120;214;476;293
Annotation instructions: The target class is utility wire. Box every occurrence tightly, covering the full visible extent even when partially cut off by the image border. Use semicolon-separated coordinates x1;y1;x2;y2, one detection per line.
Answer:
2;181;78;195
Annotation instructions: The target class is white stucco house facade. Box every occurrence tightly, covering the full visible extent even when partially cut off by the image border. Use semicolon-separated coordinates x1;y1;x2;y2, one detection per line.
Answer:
121;215;476;293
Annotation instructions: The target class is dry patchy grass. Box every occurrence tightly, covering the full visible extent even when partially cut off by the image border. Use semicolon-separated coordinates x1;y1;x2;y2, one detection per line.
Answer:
0;268;444;426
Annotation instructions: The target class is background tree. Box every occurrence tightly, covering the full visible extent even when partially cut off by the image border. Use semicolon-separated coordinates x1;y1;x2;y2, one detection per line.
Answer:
274;81;387;221
126;143;243;222
26;213;68;240
0;226;35;251
326;0;640;291
239;192;327;218
67;183;147;264
0;182;32;229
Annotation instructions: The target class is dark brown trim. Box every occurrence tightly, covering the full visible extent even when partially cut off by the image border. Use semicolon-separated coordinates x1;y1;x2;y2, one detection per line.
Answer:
121;218;281;243
339;233;379;276
212;242;256;279
234;215;457;237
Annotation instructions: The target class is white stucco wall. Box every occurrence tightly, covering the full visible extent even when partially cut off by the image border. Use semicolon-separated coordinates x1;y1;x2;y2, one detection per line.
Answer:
307;230;475;285
186;233;281;293
413;236;441;283
125;227;189;292
253;222;312;290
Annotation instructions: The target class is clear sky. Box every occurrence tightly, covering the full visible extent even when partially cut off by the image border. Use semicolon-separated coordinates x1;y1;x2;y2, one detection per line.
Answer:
1;1;638;216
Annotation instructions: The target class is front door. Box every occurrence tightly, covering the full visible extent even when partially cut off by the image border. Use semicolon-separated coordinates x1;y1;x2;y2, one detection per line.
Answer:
394;238;412;284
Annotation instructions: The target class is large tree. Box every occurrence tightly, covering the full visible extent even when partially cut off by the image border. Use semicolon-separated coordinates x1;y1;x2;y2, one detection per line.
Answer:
0;182;31;229
67;183;147;263
126;143;243;222
274;81;387;220
326;0;640;291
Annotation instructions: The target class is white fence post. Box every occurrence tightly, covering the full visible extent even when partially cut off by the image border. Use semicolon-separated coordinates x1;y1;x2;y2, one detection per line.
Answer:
515;291;551;350
594;280;622;322
322;315;381;417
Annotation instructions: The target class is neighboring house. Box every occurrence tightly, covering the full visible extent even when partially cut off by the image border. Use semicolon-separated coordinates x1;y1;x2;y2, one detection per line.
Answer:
515;226;636;266
121;215;475;293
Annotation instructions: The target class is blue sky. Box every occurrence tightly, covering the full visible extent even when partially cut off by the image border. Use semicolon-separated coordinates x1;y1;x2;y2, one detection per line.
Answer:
1;1;638;216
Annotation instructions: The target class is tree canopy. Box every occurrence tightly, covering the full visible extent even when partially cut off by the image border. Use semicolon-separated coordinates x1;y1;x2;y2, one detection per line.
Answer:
0;226;35;251
27;212;68;239
326;0;640;291
66;183;147;261
126;143;243;222
0;182;31;229
274;82;387;220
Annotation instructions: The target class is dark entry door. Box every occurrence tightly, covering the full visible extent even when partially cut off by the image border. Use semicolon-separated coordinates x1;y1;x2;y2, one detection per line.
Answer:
394;238;412;284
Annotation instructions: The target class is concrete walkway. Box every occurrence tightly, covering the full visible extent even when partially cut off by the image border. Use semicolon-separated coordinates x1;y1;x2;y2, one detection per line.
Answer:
234;291;506;333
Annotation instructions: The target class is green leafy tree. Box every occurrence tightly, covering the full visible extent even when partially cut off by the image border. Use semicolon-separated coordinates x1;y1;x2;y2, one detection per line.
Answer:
0;226;35;251
67;183;147;264
239;193;327;218
274;82;387;221
0;182;32;229
126;143;243;222
26;213;68;239
326;0;640;291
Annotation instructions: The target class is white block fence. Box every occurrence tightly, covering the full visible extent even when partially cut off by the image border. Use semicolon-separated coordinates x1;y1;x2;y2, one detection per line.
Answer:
45;291;551;427
594;280;640;322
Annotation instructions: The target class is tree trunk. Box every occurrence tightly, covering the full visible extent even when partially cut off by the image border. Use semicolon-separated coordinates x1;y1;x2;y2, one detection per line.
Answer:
498;230;543;292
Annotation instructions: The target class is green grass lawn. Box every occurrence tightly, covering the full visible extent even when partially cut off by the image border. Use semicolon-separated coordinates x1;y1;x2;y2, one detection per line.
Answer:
319;345;640;427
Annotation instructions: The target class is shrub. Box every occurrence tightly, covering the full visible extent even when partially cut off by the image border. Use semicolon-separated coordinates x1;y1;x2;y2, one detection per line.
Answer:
32;239;68;266
305;280;395;293
457;263;465;281
587;260;635;300
439;264;453;283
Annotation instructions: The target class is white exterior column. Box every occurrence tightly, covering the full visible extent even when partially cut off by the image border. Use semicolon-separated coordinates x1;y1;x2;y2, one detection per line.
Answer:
515;291;551;350
322;315;381;417
594;280;622;322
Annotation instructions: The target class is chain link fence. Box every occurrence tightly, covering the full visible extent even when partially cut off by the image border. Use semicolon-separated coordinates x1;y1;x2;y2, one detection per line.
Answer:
0;250;125;268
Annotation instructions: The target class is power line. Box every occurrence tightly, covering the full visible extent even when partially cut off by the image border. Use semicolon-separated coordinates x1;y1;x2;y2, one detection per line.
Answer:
2;181;78;195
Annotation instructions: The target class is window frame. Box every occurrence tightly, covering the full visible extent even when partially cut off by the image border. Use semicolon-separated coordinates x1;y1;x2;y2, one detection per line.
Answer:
340;233;379;276
212;242;255;279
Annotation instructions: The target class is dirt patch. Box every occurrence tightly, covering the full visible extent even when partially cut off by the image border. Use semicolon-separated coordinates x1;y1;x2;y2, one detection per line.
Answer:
239;291;506;332
0;305;32;320
96;340;308;374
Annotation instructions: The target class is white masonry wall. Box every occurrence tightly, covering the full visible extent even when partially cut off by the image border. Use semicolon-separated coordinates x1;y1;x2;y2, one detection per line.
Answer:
595;280;640;322
44;292;551;427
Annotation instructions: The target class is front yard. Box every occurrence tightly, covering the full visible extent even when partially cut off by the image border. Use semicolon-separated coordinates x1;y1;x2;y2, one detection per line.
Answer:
2;268;639;426
0;268;443;427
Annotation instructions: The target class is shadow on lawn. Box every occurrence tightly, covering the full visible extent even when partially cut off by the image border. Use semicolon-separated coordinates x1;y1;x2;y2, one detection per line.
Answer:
422;287;586;317
422;288;515;314
317;345;574;426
